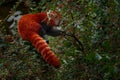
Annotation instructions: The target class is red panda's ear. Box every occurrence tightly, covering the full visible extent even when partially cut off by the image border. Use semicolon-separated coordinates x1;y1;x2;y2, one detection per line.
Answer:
47;10;52;20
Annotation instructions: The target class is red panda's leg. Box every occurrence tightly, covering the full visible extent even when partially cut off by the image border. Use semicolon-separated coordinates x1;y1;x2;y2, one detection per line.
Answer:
41;22;65;37
39;27;49;43
46;28;64;37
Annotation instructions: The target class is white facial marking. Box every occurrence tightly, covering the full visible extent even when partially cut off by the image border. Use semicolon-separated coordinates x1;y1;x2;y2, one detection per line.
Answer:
55;19;59;25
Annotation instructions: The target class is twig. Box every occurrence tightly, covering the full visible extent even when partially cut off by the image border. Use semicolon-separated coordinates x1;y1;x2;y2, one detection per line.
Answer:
64;32;84;53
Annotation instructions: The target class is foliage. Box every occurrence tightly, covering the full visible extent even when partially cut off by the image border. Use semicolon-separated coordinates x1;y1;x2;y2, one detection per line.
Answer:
0;0;120;80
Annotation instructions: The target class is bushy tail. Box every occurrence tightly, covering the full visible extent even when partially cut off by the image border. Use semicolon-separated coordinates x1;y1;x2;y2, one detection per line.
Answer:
30;32;60;68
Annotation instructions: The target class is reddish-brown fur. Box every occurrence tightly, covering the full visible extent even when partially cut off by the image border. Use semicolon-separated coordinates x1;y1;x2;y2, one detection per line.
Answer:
18;12;60;68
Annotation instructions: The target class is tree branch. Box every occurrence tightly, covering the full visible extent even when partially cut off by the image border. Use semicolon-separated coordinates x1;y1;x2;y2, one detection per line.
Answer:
64;32;84;53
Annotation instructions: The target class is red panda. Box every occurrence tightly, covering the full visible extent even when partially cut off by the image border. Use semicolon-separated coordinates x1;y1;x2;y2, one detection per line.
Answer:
18;11;64;68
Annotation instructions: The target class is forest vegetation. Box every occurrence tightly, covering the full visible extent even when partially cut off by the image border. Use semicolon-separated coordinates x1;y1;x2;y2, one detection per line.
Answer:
0;0;120;80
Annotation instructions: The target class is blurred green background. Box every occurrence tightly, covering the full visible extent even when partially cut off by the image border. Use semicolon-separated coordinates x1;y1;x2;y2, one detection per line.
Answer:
0;0;120;80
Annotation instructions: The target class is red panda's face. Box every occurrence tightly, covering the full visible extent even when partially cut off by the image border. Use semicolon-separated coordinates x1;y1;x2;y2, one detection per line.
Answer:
47;11;62;26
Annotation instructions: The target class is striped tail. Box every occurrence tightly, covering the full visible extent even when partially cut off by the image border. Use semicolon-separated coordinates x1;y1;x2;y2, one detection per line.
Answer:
30;32;60;68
